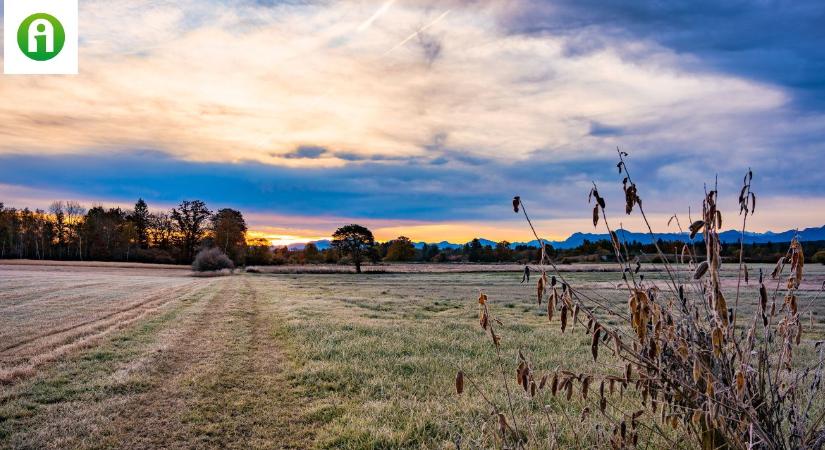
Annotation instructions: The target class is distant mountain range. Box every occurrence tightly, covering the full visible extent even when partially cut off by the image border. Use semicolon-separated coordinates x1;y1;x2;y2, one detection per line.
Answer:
286;226;825;251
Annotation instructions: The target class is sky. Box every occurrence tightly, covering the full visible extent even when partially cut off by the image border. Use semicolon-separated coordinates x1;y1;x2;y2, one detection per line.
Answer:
1;0;824;246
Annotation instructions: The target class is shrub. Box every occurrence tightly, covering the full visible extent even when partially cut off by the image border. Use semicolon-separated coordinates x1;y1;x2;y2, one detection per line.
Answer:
813;250;825;265
191;247;235;272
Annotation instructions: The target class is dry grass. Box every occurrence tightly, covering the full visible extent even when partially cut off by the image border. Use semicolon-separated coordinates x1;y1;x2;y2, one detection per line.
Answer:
1;262;823;448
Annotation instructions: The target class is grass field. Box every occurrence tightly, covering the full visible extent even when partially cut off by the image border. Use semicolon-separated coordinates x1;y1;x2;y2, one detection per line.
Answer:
1;261;823;449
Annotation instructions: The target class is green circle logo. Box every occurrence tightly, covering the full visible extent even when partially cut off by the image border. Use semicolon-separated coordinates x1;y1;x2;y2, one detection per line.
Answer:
17;13;66;61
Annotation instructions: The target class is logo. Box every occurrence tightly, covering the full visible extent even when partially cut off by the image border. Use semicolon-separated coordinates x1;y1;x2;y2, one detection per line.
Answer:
4;0;78;75
17;13;66;61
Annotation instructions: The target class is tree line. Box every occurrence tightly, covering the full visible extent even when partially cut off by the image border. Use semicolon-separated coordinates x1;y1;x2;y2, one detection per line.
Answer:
0;199;252;265
2;199;823;267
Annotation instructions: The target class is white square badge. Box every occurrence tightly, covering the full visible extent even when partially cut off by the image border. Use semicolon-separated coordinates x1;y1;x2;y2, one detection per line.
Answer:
4;0;78;74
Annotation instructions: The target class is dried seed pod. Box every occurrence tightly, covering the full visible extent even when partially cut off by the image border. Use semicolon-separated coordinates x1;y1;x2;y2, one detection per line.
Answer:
530;380;537;397
537;274;545;305
593;205;599;228
786;294;798;315
581;407;591;422
478;292;487;305
512;196;520;213
572;304;579;329
455;371;464;394
692;360;701;384
771;258;783;279
560;305;568;333
539;373;548;390
498;413;509;435
693;261;709;280
735;370;745;397
712;327;723;357
759;284;768;312
591;326;602;361
565;378;574;401
677;342;689;362
689;220;704;239
582;376;591;399
516;361;527;385
490;329;501;348
551;373;559;396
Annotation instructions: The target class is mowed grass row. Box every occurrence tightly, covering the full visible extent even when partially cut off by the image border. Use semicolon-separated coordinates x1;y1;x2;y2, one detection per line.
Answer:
1;263;823;448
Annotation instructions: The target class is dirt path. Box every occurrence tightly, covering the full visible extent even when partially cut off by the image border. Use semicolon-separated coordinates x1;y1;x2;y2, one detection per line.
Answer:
1;275;313;449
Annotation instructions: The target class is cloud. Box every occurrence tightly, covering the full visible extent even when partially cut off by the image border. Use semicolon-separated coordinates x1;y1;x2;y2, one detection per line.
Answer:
589;121;624;137
1;0;825;240
0;149;822;236
499;0;825;111
0;0;810;168
281;145;329;159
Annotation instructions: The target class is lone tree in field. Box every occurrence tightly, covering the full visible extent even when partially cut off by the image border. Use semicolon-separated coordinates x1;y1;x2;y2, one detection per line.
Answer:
331;224;374;273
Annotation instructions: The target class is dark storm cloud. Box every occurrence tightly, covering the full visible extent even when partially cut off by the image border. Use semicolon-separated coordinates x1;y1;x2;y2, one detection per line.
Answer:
499;0;825;111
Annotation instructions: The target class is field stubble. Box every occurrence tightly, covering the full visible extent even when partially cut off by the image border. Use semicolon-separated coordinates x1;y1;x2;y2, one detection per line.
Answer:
0;261;823;448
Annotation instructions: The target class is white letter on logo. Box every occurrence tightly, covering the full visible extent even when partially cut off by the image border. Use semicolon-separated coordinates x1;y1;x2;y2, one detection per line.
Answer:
28;18;54;53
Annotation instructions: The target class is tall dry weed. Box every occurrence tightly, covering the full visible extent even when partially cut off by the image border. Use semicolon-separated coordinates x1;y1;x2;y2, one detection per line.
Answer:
456;150;825;449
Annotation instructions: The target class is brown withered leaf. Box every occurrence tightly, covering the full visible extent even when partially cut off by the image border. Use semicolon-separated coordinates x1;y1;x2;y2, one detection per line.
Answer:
572;304;579;330
786;294;798;315
693;261;709;280
498;413;509;435
692;360;701;383
712;327;723;357
560;305;568;333
759;283;768;311
689;220;704;239
455;371;464;394
591;327;601;361
735;370;745;396
537;275;545;305
771;257;784;279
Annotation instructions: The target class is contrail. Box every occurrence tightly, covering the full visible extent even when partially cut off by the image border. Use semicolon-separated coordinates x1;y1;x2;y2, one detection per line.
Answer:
357;0;397;32
383;9;451;56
